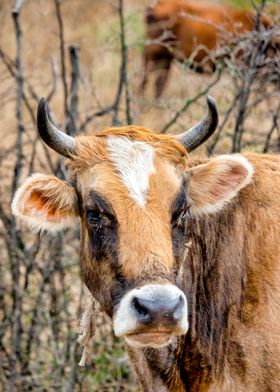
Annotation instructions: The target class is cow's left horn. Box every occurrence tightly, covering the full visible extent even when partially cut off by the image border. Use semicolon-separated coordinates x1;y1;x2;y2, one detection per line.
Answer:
37;97;76;158
175;96;218;152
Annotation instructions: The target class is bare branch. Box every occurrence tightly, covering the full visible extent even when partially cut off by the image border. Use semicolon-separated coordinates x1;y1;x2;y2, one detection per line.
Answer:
54;0;69;122
160;68;222;134
112;0;132;125
68;45;80;136
263;102;280;153
118;0;132;125
11;2;25;197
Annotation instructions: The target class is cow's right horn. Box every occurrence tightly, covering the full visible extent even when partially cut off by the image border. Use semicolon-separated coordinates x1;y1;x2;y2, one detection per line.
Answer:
175;96;218;152
37;97;76;158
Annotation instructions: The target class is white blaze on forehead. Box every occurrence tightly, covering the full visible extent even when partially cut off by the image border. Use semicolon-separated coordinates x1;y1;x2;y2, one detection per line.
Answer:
106;136;155;208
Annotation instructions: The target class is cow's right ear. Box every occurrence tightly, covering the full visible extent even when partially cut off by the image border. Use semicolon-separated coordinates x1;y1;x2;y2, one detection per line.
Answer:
11;174;79;232
187;155;254;216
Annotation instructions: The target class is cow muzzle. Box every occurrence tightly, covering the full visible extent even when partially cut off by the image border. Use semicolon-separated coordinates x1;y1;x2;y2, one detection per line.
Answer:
113;284;188;348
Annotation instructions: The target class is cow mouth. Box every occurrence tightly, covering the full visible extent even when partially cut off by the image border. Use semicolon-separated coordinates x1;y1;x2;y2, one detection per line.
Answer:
125;331;174;347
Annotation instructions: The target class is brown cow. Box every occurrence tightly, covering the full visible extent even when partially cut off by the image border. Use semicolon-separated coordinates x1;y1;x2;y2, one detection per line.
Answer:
142;0;278;97
12;97;280;391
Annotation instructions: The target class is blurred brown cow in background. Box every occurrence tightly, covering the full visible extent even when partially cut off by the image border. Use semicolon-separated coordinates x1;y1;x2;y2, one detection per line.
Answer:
141;0;278;97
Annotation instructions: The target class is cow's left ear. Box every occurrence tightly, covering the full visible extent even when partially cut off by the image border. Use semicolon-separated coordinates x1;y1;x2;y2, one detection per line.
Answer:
188;155;254;216
11;174;79;232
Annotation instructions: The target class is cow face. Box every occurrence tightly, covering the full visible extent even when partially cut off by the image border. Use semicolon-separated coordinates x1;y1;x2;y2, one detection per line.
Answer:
11;97;253;348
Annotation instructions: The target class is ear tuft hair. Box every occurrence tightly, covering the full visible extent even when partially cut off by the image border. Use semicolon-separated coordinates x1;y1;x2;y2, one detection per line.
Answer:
11;174;79;232
188;155;254;216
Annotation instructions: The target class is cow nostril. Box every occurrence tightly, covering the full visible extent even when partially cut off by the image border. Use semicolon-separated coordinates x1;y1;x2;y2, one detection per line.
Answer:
132;297;150;321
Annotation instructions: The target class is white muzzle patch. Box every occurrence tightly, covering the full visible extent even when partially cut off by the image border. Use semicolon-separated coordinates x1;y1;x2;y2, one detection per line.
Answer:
113;284;188;347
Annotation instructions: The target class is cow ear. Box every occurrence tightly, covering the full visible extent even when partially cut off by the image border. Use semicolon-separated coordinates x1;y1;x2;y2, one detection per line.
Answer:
188;155;254;216
11;174;79;232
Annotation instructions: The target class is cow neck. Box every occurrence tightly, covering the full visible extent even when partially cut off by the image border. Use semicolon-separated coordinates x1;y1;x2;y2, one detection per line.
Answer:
125;341;185;392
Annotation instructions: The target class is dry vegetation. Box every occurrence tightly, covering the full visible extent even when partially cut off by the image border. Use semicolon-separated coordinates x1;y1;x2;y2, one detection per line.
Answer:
0;0;279;391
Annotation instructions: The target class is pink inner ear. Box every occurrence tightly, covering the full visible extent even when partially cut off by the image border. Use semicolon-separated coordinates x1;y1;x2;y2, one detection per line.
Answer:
23;190;65;222
209;164;248;201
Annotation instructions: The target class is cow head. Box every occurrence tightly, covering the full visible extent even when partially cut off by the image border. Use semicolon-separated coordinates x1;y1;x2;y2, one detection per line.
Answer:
12;97;253;348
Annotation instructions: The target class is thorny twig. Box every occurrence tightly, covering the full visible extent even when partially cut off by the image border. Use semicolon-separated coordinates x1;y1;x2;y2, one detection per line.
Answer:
231;0;269;152
263;102;280;153
160;68;223;134
0;47;56;174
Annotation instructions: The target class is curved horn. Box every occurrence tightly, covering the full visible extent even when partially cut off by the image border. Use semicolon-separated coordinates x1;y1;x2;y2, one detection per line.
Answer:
175;96;218;152
37;97;76;158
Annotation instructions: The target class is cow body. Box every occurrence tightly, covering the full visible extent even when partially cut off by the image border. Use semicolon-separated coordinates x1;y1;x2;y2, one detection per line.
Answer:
12;98;280;391
142;0;276;97
126;153;280;391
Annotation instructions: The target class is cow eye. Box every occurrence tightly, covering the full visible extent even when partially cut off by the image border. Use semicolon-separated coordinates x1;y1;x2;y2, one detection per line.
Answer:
87;209;102;227
86;208;115;229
